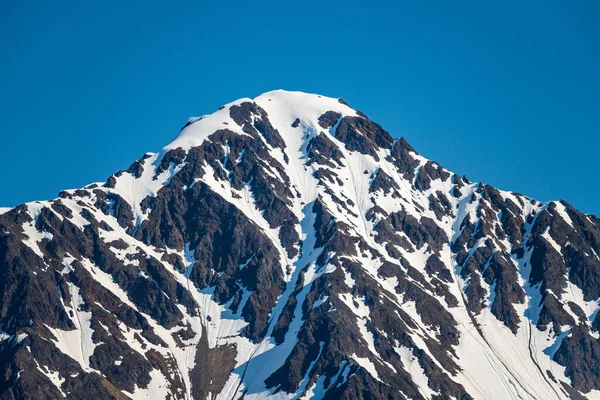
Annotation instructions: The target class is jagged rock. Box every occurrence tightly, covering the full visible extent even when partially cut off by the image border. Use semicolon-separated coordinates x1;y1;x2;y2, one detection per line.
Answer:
0;90;597;399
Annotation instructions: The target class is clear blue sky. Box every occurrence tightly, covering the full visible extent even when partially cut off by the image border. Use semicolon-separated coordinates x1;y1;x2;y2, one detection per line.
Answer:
1;1;599;215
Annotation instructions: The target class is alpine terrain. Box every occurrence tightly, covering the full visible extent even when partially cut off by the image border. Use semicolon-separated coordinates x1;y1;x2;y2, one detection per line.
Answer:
2;90;600;400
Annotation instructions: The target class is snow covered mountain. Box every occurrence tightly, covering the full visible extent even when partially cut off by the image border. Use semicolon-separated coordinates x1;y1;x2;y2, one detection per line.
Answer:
1;90;600;400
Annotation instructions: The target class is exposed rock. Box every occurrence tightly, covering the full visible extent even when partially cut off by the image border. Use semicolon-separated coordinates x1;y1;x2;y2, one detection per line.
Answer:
318;111;342;129
1;90;599;399
335;116;394;160
414;161;450;191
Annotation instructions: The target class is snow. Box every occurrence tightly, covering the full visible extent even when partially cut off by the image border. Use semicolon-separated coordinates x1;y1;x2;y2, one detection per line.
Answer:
47;279;97;372
110;152;183;226
166;98;252;151
358;316;377;356
183;242;195;278
20;203;54;259
204;91;597;399
344;268;356;288
552;202;574;228
312;295;328;309
123;368;171;400
396;346;436;399
541;227;563;254
563;269;599;321
351;354;380;381
338;294;370;319
293;342;325;399
228;207;338;399
15;333;28;344
8;90;599;399
238;253;256;270
163;90;380;397
35;364;66;397
302;361;350;399
255;90;357;129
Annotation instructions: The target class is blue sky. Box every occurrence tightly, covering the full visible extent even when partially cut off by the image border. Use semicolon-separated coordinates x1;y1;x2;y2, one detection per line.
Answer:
1;1;599;215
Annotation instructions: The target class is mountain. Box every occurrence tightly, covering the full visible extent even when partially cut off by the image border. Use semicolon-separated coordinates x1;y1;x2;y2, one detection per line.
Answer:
1;90;600;400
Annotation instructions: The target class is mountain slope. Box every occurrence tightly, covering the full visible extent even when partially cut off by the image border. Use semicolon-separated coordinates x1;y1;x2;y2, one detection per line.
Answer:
1;90;600;399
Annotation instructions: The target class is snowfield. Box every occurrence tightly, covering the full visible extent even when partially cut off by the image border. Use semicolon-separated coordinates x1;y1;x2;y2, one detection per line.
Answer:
1;90;599;400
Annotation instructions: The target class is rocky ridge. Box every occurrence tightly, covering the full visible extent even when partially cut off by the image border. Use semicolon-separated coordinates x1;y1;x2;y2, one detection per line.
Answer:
1;90;600;399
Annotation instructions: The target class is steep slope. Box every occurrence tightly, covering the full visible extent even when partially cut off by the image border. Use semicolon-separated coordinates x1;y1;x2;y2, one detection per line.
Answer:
1;90;600;400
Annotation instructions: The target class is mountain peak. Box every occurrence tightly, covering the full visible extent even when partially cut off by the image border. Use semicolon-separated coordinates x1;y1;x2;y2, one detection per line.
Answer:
1;91;600;399
168;90;358;152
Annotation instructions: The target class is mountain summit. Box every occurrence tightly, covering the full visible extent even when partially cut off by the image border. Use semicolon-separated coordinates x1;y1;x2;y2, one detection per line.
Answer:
1;90;600;399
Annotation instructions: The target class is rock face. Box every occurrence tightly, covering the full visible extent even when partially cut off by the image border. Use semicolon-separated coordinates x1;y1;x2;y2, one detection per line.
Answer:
1;90;599;400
